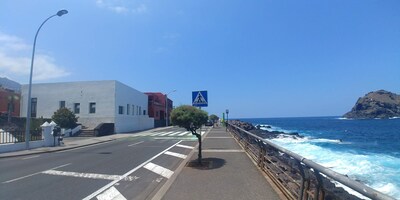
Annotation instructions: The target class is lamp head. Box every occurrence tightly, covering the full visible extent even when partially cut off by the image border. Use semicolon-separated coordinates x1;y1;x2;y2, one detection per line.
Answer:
57;10;68;16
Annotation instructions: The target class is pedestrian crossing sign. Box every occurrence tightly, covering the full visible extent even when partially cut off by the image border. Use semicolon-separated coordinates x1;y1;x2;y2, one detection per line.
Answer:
192;91;208;107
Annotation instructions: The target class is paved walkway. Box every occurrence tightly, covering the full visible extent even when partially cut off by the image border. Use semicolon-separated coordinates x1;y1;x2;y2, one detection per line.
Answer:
159;126;281;200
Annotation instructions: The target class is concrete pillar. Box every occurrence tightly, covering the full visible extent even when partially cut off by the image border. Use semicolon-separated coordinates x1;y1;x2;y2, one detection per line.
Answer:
41;122;53;147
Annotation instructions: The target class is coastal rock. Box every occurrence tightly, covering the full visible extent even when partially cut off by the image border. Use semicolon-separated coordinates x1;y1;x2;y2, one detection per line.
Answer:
343;90;400;119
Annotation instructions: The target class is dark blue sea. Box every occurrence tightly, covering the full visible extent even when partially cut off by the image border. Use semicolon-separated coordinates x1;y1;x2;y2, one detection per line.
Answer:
239;117;400;199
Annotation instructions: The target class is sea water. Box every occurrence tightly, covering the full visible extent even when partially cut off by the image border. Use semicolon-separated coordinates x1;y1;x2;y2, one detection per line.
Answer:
240;117;400;199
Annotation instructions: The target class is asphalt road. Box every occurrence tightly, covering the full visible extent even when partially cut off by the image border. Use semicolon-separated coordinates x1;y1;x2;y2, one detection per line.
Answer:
0;127;205;200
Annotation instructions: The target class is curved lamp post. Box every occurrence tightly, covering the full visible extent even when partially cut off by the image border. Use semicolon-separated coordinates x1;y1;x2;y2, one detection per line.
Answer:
165;90;176;127
25;9;68;149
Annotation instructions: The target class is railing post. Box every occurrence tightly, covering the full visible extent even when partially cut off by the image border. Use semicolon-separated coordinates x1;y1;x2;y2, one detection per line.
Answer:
296;160;306;200
313;169;324;200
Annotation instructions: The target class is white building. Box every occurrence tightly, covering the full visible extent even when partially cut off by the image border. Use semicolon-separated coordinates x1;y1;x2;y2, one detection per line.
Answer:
20;80;154;133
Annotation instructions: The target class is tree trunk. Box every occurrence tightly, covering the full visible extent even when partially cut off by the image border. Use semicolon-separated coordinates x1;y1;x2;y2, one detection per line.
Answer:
197;134;202;165
191;128;202;165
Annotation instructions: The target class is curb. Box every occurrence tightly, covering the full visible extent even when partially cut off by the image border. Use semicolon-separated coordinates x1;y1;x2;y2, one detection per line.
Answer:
0;139;115;159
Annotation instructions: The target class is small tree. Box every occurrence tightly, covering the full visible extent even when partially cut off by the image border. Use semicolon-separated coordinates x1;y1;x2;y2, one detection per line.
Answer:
52;108;78;129
170;105;208;164
209;114;219;123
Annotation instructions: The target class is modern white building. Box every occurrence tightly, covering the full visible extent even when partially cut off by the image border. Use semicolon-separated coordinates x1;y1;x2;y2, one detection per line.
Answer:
20;80;154;133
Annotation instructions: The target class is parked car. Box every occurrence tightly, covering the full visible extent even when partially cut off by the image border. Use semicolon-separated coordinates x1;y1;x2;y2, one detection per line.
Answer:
205;120;213;126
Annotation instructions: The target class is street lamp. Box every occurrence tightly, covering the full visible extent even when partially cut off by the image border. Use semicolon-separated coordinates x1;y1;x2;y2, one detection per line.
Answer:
225;109;229;131
25;9;68;149
165;90;176;127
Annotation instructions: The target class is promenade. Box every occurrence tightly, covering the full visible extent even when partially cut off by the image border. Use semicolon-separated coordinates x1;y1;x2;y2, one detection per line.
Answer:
159;126;281;200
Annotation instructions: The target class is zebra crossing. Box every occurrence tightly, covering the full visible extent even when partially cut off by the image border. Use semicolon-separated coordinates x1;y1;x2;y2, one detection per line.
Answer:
131;127;211;139
150;130;206;137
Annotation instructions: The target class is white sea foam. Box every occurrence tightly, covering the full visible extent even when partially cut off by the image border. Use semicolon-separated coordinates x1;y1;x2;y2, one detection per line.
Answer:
269;131;400;199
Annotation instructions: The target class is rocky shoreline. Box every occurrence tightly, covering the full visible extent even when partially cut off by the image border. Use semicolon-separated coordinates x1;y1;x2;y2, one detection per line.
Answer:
229;120;363;200
230;120;303;139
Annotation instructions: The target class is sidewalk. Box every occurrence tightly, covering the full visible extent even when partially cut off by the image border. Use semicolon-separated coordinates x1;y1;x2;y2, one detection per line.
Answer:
159;126;282;200
0;126;170;159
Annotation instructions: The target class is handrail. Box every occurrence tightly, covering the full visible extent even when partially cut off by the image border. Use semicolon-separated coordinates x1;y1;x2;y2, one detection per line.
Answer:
228;123;395;200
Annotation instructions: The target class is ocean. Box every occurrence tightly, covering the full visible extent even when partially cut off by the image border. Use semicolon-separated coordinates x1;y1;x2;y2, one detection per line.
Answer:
239;117;400;199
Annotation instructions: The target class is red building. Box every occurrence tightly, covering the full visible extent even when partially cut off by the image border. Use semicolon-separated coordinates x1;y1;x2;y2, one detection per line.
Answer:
0;87;20;117
145;92;173;127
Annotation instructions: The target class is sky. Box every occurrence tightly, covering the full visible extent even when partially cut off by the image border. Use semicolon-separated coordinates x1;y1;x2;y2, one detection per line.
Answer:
1;0;399;118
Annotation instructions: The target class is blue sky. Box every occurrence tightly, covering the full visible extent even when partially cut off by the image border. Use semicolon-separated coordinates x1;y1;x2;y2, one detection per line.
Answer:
1;0;399;118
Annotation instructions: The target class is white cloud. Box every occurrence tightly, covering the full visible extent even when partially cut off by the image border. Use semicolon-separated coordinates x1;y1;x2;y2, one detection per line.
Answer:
132;4;147;14
0;32;69;82
95;0;148;15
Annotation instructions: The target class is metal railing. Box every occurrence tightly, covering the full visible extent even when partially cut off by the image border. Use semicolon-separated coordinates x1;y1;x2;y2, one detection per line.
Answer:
0;130;43;144
227;123;395;200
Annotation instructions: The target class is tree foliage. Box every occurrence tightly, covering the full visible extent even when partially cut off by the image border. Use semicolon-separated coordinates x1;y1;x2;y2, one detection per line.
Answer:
209;114;219;122
170;105;208;132
170;105;208;164
52;108;78;129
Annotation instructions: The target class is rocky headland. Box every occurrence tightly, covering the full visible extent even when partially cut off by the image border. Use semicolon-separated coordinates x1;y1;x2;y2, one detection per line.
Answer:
343;90;400;119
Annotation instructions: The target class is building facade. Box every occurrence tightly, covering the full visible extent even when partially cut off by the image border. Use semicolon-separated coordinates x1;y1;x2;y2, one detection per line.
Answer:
20;80;153;133
0;87;20;117
145;92;173;127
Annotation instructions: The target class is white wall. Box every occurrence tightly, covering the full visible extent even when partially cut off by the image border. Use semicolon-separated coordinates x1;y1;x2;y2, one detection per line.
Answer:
21;81;116;129
114;81;154;133
20;80;154;133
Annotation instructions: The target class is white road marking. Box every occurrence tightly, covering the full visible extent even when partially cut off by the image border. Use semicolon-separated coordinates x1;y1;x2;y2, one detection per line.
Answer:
2;163;71;183
177;131;190;136
21;155;40;160
168;131;183;136
128;141;144;147
164;151;187;159
143;162;174;179
176;144;194;149
201;149;245;152
206;137;233;139
42;170;139;181
158;131;175;136
82;140;182;200
96;186;127;200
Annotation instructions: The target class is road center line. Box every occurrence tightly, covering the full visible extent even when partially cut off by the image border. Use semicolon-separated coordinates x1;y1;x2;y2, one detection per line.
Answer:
82;140;182;200
21;155;40;160
128;141;144;147
2;163;71;184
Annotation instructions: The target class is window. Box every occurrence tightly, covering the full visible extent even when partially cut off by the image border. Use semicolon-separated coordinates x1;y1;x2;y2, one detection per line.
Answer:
139;106;141;115
119;106;124;115
127;104;130;115
156;111;159;117
143;110;146;115
31;98;37;118
89;102;96;114
132;105;135;115
74;103;80;114
136;106;139;115
59;101;66;108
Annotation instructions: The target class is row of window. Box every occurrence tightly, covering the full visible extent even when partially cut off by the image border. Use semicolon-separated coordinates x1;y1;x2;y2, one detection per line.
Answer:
118;104;146;116
60;101;96;114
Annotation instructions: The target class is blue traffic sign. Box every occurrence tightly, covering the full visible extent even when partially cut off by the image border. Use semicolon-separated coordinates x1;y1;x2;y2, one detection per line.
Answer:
192;91;208;107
